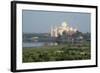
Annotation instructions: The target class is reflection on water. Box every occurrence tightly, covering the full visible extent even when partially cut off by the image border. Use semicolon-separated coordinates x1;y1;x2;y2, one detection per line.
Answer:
23;42;58;48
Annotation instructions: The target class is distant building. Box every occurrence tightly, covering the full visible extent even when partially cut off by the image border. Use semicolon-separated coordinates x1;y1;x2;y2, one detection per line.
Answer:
50;22;77;37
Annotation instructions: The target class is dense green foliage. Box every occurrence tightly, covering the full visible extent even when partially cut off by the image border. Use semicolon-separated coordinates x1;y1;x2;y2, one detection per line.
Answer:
23;42;90;63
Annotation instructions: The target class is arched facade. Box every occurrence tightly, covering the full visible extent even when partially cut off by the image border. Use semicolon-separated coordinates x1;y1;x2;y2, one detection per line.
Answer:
50;22;77;37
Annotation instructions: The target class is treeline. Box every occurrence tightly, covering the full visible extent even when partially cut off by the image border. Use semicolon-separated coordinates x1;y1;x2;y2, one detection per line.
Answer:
23;43;90;62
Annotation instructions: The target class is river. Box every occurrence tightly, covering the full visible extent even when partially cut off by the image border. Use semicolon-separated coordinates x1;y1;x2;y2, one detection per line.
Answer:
23;42;58;48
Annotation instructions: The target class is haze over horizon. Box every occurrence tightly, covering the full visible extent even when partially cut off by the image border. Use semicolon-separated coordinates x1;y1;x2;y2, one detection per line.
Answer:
22;10;91;33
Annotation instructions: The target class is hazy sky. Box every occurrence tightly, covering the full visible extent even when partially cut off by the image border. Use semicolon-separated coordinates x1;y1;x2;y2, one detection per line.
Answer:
22;10;91;33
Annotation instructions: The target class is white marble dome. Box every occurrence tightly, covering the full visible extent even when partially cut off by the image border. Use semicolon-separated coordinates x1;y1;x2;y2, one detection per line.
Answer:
61;22;68;27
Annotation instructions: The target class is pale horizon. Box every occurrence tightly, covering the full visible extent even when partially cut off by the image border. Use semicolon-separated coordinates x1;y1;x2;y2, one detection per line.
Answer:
22;10;91;33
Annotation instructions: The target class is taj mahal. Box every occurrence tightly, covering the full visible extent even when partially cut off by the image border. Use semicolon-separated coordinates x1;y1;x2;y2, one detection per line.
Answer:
50;22;78;37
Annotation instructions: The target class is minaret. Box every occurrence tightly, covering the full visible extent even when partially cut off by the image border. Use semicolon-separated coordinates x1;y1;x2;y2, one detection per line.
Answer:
54;25;58;37
50;26;53;37
76;24;79;32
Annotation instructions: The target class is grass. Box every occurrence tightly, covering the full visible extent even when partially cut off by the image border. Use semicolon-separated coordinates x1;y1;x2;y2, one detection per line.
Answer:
22;42;91;63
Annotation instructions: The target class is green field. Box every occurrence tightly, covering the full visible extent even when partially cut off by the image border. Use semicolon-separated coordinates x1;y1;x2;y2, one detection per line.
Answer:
23;42;91;63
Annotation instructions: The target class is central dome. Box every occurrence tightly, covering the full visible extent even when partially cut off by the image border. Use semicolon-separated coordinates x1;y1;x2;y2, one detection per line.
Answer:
61;22;68;27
